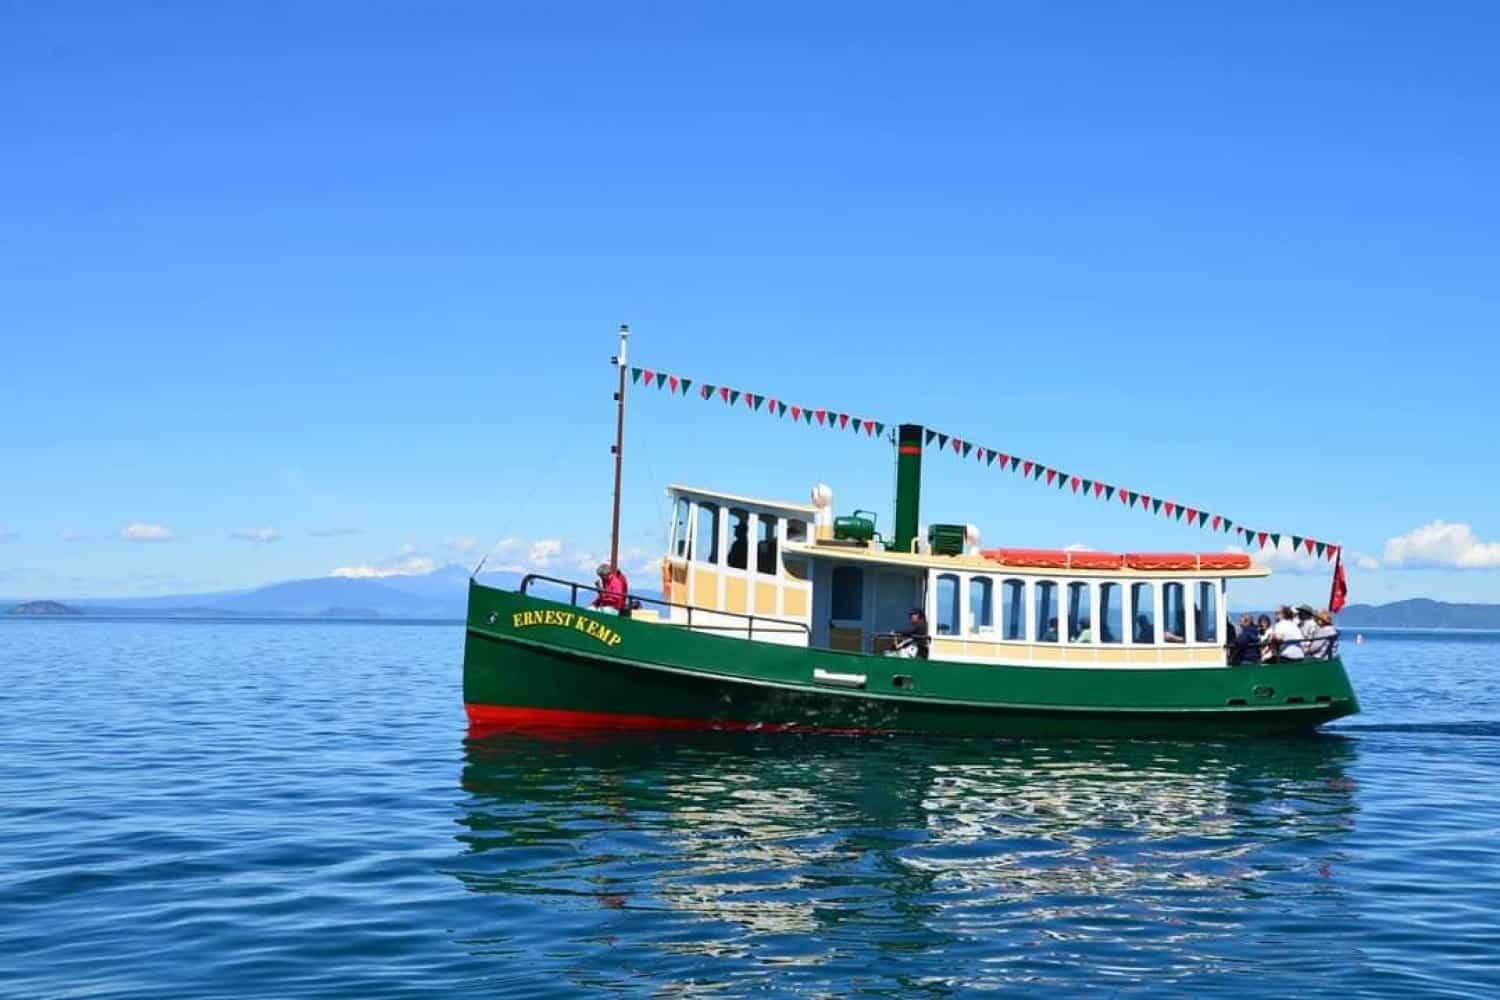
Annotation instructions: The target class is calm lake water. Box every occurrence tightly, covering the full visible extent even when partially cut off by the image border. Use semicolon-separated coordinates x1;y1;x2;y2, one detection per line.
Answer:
1;621;1497;998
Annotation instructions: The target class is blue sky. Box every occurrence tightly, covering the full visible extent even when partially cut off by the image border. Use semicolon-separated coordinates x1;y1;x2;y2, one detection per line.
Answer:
3;1;1498;607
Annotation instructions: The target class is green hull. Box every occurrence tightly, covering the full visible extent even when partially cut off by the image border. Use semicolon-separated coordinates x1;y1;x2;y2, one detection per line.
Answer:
463;582;1358;737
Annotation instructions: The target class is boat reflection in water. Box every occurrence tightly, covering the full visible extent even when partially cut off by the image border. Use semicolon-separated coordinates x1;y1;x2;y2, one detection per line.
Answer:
454;732;1360;992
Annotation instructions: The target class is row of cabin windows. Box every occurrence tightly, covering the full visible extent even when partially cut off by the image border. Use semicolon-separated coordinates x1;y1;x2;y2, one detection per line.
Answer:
933;576;1222;645
670;497;809;577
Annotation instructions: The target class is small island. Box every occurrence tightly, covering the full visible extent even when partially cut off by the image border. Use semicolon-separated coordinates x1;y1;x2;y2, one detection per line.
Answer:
6;600;82;617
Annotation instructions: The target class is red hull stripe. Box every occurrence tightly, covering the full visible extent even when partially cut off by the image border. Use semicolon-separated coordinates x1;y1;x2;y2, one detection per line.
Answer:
465;703;884;734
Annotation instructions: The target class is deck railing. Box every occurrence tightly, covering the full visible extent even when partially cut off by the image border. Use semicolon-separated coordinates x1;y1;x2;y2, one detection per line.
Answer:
516;573;809;640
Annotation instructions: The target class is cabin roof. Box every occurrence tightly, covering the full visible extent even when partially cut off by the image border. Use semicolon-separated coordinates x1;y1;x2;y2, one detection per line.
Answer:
791;539;1271;578
666;484;819;515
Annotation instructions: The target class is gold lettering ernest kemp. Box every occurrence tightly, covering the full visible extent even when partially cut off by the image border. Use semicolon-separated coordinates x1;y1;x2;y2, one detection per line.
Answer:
512;610;623;647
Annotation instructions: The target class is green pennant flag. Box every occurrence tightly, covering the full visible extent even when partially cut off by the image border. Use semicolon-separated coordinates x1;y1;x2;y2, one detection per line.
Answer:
1081;479;1092;493
630;367;642;384
776;401;787;416
1315;541;1326;558
703;383;716;399
1151;498;1163;514
874;422;885;437
1126;491;1138;505
961;442;973;458
656;375;667;390
751;394;764;410
1175;506;1186;520
986;450;997;466
1291;535;1303;552
803;409;814;424
1223;518;1234;532
1033;465;1045;480
936;433;949;449
681;378;692;395
727;389;741;405
1270;532;1281;549
925;429;937;446
1104;485;1116;501
1009;456;1021;471
1057;473;1068;490
1242;528;1254;544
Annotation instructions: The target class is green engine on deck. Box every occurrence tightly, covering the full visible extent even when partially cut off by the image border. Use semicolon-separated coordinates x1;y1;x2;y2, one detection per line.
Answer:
834;510;878;543
928;523;967;556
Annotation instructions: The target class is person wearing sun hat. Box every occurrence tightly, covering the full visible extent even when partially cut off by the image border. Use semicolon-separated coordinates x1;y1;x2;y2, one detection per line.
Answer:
1306;608;1339;659
1295;604;1318;642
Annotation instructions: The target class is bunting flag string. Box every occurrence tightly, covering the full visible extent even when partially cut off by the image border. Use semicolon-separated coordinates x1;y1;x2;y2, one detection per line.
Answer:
629;363;1338;560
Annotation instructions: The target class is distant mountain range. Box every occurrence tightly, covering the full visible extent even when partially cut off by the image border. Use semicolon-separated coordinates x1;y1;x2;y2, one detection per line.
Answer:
1335;599;1500;630
2;563;522;620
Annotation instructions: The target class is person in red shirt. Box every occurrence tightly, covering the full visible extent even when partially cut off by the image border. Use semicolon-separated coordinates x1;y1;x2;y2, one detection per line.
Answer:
591;562;629;615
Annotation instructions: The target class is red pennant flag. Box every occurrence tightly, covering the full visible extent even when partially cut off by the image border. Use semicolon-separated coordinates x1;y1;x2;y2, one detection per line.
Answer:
1186;509;1198;526
863;420;874;435
1071;476;1081;493
790;405;801;421
1164;501;1175;518
1304;538;1315;554
718;386;730;402
815;409;826;425
1257;532;1269;548
838;413;849;429
1023;460;1033;477
1329;552;1348;613
1328;544;1340;563
1119;489;1129;505
642;369;655;387
997;453;1009;467
1045;468;1057;485
974;447;985;463
952;438;962;454
1211;514;1222;531
1094;482;1105;499
1139;494;1151;510
668;375;678;393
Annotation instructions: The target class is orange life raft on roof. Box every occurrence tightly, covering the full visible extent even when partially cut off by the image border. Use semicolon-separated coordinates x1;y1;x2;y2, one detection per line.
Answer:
981;549;1253;572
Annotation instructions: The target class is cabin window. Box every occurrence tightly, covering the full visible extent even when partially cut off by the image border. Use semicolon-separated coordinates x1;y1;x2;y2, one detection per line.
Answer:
970;577;994;632
1066;581;1092;644
936;573;960;636
1098;582;1123;644
1002;578;1025;640
671;497;691;560
755;515;779;576
727;508;750;570
787;519;808;543
1034;580;1059;643
695;503;721;565
1162;582;1186;643
1130;582;1156;643
831;566;863;620
1195;581;1218;643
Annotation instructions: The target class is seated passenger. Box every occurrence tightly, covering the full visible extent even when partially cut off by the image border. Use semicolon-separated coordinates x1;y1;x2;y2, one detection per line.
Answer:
1074;617;1092;643
590;563;630;615
1305;609;1338;659
1256;614;1276;663
1271;605;1305;661
1042;617;1059;642
1228;613;1260;665
1133;614;1154;644
890;608;930;659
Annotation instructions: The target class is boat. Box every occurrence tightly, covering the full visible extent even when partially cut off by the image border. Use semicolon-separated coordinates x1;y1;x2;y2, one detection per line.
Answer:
464;329;1358;736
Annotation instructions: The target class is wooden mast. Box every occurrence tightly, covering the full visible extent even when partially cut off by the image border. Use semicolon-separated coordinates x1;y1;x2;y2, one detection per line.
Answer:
608;323;629;573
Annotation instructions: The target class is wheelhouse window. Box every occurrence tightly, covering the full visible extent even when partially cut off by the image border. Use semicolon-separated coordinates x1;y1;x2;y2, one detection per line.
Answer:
727;508;750;570
1162;582;1186;643
671;497;691;560
786;519;808;543
1130;582;1156;643
1195;581;1218;643
1066;582;1092;644
1002;578;1025;640
1099;582;1123;644
970;577;994;633
695;503;721;565
936;573;960;636
831;566;863;620
756;515;778;576
1034;580;1059;643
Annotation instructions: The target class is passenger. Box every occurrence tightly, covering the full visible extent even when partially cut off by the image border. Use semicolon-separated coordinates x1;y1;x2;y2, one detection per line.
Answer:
1296;604;1318;642
1271;605;1306;661
1256;614;1276;663
1043;617;1059;642
1228;613;1260;665
590;562;629;616
1306;609;1338;659
1075;617;1092;643
726;520;749;570
1133;614;1155;644
891;608;930;659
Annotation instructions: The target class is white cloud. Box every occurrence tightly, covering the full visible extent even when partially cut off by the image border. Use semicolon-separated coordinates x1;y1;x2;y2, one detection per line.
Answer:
121;522;173;543
447;535;482;556
330;555;438;579
1063;542;1094;552
1231;539;1330;576
496;537;521;553
1354;553;1381;571
0;529;17;543
230;527;281;544
310;527;361;538
1382;521;1500;569
528;539;563;567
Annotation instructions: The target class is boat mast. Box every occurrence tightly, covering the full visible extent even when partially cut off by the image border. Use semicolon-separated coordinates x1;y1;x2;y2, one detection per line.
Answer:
608;323;629;574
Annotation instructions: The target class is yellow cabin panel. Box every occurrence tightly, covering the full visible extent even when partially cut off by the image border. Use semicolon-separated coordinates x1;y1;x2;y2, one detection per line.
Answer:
691;567;720;609
725;576;748;614
784;587;808;618
754;582;777;616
